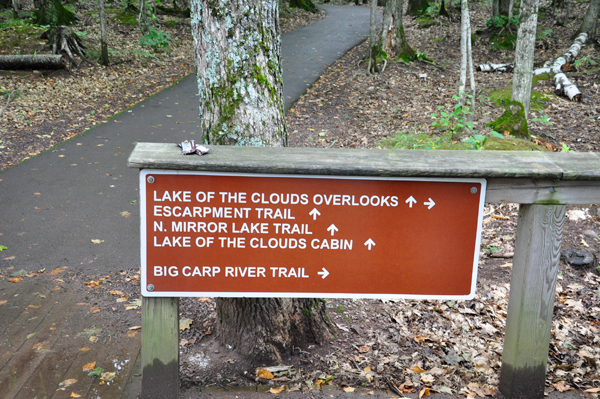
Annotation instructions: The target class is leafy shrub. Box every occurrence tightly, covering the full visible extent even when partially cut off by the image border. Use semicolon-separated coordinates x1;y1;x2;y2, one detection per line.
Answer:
139;27;172;51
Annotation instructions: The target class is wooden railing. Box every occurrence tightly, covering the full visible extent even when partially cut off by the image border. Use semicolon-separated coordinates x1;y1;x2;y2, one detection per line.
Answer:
129;143;600;399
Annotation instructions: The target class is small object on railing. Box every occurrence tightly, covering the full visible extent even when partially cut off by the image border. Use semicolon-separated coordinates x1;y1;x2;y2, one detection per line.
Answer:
177;140;210;156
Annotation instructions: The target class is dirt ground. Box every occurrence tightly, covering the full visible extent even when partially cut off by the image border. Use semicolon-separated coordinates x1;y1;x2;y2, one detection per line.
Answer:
2;1;600;397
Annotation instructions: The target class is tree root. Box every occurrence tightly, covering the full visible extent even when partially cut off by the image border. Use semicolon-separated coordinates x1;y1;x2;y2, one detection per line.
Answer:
42;26;95;68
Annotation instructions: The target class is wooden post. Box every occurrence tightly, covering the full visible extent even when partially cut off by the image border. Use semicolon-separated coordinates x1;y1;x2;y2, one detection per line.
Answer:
141;297;180;399
499;204;566;399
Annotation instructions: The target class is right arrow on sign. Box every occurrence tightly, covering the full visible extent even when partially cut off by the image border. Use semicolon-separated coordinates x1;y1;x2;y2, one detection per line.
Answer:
424;198;436;209
317;268;329;279
327;224;338;236
309;208;321;220
364;238;376;250
405;196;417;208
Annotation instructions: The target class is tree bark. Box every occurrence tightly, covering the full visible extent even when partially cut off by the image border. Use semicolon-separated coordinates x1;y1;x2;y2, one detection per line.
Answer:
156;4;190;17
216;298;335;363
98;0;109;66
34;0;76;25
492;0;499;19
380;0;397;58
190;0;333;362
510;0;539;116
368;0;380;73
0;54;66;70
395;0;416;60
459;0;475;109
575;0;600;41
191;0;287;146
499;0;510;16
139;0;148;31
407;0;429;16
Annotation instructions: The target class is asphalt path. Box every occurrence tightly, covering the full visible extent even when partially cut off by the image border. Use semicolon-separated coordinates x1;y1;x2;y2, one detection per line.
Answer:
0;5;376;274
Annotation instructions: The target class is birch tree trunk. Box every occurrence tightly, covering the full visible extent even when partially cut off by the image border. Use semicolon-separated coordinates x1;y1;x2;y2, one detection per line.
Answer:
190;0;334;362
459;0;474;107
575;0;600;41
511;0;539;116
98;0;109;66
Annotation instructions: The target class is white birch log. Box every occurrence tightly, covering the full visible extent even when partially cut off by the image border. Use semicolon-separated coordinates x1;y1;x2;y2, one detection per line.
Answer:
476;63;514;72
554;73;582;101
533;32;587;75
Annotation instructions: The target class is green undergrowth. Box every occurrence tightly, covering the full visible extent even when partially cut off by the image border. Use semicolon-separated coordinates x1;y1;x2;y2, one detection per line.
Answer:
0;25;46;54
379;131;544;151
487;85;551;112
112;11;138;25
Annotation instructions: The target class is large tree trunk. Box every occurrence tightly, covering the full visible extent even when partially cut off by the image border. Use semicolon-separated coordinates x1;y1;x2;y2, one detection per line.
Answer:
217;298;335;363
98;0;109;66
407;0;428;16
190;0;333;363
0;54;66;70
33;0;76;25
380;0;397;57
395;0;416;61
510;0;539;116
191;0;287;146
575;0;600;41
499;0;510;15
368;0;380;74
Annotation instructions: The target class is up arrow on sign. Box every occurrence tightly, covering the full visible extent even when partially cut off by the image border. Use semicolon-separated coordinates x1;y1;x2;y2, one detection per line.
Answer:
327;224;338;236
364;238;376;250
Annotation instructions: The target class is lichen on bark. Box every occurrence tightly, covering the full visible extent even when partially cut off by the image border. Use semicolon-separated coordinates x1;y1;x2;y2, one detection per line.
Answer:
190;0;286;146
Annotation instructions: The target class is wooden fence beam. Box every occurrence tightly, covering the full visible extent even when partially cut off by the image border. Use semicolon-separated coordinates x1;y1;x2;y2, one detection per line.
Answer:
499;204;566;399
141;297;179;399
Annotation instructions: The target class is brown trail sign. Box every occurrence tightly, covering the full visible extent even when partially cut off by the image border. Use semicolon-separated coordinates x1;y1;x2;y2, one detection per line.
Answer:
141;170;485;298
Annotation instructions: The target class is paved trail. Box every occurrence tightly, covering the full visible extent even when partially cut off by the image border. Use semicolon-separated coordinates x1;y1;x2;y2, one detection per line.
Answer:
0;5;375;274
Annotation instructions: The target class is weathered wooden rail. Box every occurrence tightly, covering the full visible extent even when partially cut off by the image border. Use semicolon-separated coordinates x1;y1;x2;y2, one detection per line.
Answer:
128;143;600;399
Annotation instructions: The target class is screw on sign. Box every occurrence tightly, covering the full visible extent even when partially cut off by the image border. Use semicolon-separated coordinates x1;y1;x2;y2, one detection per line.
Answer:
139;171;486;299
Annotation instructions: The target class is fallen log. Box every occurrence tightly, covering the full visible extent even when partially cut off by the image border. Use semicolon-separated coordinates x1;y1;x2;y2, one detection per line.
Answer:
533;32;587;75
0;54;67;70
476;63;513;73
554;73;582;101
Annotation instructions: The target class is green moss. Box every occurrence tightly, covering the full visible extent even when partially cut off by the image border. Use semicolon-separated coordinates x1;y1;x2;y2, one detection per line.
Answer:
417;16;439;29
431;37;446;42
488;86;550;112
485;136;544;151
164;20;178;28
0;25;45;54
113;11;138;25
487;100;529;138
532;73;551;85
333;306;345;313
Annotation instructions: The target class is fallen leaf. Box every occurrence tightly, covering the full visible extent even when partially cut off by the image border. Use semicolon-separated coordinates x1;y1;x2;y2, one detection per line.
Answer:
70;393;82;398
89;336;98;343
584;388;600;393
29;304;40;308
257;369;274;379
198;297;212;302
109;290;123;296
91;239;104;244
419;387;430;398
342;387;356;392
420;373;434;384
82;361;97;372
120;211;131;218
129;326;142;330
363;366;371;373
410;365;426;374
57;379;77;391
0;245;7;251
8;277;23;283
89;306;100;313
3;256;15;260
79;347;90;351
414;334;426;342
553;382;573;392
27;333;36;339
49;267;66;275
179;317;193;331
0;300;7;305
269;386;285;394
100;371;116;382
357;344;371;353
127;331;137;337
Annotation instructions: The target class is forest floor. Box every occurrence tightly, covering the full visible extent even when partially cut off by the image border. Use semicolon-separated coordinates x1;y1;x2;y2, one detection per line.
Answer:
1;1;600;397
